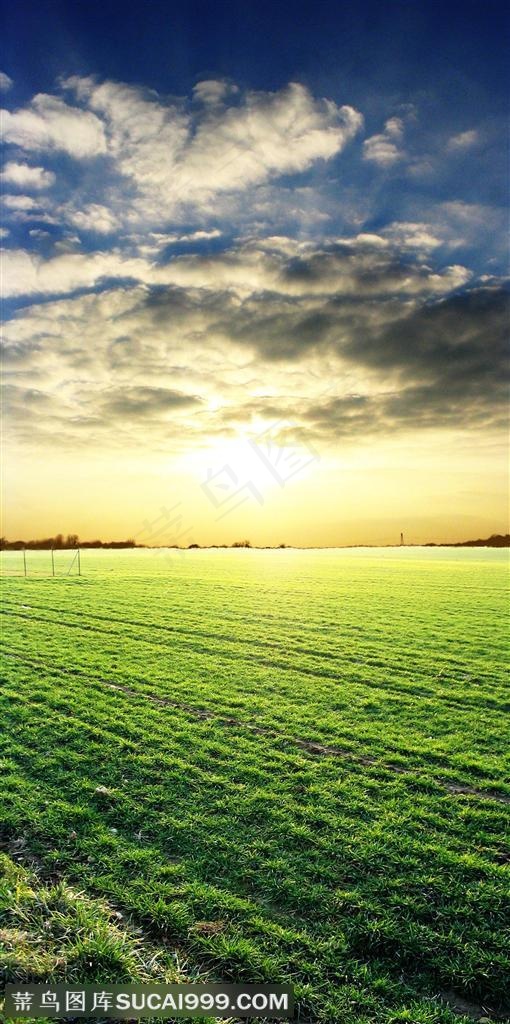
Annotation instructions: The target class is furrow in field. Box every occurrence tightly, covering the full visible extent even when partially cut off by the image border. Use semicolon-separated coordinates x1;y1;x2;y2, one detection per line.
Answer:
2;609;507;719
2;587;507;670
2;551;509;1022
2;676;509;1018
2;592;507;663
3;635;509;788
3;677;509;876
2;659;510;803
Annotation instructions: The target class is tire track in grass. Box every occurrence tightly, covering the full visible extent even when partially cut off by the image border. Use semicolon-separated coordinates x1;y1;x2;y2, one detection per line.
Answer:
3;639;509;784
5;840;500;1024
3;663;509;805
97;681;510;804
2;643;505;780
4;636;509;794
2;610;507;715
5;582;508;676
5;595;507;679
2;557;505;1019
4;597;507;672
3;680;509;1019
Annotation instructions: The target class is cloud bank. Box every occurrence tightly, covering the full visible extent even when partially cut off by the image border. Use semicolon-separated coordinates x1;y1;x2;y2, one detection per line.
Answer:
2;233;507;452
2;78;363;228
1;75;507;461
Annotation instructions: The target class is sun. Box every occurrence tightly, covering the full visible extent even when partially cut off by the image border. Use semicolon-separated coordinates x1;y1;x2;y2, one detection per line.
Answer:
182;429;280;496
178;416;323;514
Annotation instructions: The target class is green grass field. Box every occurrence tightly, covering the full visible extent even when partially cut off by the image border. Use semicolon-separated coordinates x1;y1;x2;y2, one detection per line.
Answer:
1;548;509;1023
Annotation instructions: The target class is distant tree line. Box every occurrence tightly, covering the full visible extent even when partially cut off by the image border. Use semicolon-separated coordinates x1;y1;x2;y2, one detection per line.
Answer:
425;534;510;548
3;533;505;552
0;535;261;550
0;534;137;550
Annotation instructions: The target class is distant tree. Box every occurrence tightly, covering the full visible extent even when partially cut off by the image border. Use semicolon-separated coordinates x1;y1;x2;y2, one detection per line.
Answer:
66;533;79;547
188;543;200;549
232;539;251;548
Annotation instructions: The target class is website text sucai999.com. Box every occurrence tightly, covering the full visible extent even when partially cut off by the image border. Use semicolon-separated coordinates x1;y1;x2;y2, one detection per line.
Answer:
4;983;295;1018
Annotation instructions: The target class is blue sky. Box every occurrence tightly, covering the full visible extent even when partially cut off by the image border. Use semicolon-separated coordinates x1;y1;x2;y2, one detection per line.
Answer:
1;0;508;543
4;1;508;110
1;0;508;282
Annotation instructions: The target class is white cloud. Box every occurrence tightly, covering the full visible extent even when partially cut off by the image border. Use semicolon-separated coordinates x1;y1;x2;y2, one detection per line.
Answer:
0;161;56;189
447;129;479;151
385;117;404;139
53;234;81;253
2;194;43;211
0;71;13;92
434;200;505;254
1;237;470;301
381;221;442;251
352;233;388;248
63;203;120;234
407;157;436;180
192;80;238;105
2;255;502;456
61;76;363;219
439;200;491;226
0;78;364;234
1;248;146;298
363;117;405;166
177;84;363;193
133;228;223;256
1;93;107;158
0;226;9;238
182;229;222;242
0;81;505;461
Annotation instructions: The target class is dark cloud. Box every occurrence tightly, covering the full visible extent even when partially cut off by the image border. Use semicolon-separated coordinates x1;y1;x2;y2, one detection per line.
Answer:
117;276;510;443
344;285;510;384
208;278;508;407
100;386;202;419
2;381;205;451
3;233;508;450
2;385;54;411
302;380;508;440
280;246;418;293
207;282;509;441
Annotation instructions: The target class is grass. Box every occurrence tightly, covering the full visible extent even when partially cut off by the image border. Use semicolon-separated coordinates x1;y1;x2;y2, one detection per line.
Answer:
0;850;185;984
0;547;509;1023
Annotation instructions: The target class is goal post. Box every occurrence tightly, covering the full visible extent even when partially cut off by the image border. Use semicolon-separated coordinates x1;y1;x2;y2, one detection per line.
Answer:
0;547;82;578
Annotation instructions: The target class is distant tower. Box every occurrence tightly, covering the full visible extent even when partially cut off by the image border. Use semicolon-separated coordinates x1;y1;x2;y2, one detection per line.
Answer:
400;532;404;546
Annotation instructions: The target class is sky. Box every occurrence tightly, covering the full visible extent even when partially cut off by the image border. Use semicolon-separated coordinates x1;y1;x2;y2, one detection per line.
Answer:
1;0;509;546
